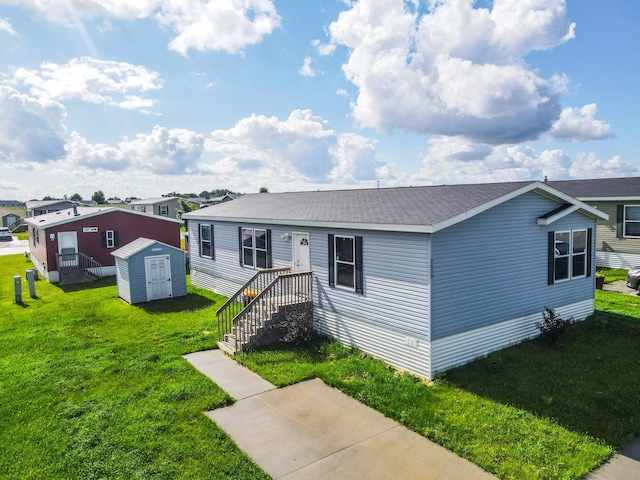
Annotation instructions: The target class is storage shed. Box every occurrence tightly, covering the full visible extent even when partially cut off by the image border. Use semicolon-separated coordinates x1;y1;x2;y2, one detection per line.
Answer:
111;237;187;304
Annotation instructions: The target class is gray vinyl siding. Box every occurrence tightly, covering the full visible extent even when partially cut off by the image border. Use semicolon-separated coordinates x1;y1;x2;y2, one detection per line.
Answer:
585;200;640;256
189;221;432;339
431;191;596;340
126;253;149;304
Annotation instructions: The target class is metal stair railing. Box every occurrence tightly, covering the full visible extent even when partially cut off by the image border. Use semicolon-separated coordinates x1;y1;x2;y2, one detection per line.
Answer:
217;270;313;351
216;267;291;343
55;252;103;283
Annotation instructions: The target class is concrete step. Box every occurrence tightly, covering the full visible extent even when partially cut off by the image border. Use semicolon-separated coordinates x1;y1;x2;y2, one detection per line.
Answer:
217;340;237;355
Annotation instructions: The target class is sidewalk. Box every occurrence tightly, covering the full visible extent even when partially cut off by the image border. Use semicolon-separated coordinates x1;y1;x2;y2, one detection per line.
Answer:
185;349;496;480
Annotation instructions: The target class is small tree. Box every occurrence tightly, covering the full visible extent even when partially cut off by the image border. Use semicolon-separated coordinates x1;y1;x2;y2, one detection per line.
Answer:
535;306;575;348
70;193;82;202
259;187;269;193
92;190;106;204
177;198;196;227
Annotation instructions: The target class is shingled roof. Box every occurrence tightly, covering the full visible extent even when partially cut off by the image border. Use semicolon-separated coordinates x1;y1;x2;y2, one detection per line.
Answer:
548;176;640;200
183;181;606;233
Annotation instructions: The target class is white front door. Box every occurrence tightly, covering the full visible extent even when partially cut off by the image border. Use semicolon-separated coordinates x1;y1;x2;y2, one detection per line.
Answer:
145;255;172;301
293;232;310;272
57;231;78;267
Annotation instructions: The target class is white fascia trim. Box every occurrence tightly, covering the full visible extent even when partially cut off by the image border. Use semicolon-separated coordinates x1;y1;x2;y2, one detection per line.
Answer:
183;215;435;233
24;207;182;229
578;197;640;202
536;204;580;226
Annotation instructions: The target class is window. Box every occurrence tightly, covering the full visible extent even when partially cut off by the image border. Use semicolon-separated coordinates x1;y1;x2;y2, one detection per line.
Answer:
328;234;363;293
548;229;591;284
238;227;271;269
160;205;169;216
199;224;213;258
622;205;640;238
101;230;119;248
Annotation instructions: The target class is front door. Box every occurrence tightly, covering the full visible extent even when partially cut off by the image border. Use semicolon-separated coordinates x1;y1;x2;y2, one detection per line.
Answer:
57;231;78;267
145;255;172;301
293;232;310;272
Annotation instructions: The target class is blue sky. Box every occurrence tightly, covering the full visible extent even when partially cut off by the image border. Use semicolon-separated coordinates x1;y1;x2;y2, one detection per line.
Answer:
0;0;638;201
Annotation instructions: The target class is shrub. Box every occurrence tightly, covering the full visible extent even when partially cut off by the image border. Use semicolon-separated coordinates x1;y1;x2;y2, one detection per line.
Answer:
535;306;575;348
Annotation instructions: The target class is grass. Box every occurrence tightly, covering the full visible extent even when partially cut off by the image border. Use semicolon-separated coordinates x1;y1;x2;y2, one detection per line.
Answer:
236;292;640;479
3;252;638;479
596;267;629;283
0;254;268;479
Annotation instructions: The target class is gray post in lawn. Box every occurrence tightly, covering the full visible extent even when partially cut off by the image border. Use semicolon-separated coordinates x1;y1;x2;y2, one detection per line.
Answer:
26;269;36;298
13;275;22;304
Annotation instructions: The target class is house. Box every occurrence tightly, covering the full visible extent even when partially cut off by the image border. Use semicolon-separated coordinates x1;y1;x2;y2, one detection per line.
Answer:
24;206;182;284
0;200;22;207
112;238;187;304
209;193;239;205
1;213;21;229
549;176;640;269
129;197;180;218
183;181;607;379
25;199;75;217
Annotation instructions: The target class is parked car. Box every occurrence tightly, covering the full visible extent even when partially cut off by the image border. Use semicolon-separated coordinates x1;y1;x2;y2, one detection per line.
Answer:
0;227;12;241
626;267;640;290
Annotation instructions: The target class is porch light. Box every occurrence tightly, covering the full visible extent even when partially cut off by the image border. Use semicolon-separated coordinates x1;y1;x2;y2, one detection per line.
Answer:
281;232;290;241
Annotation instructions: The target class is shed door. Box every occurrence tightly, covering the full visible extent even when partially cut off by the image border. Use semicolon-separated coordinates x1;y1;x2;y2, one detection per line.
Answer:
145;255;172;301
58;231;78;267
293;232;310;272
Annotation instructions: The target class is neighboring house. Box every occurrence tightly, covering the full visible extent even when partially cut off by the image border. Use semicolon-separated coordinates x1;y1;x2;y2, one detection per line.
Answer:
185;197;210;208
1;213;21;229
25;200;75;217
0;200;22;207
183;181;607;379
80;200;98;207
549;176;640;269
24;206;182;283
129;197;180;218
209;193;239;205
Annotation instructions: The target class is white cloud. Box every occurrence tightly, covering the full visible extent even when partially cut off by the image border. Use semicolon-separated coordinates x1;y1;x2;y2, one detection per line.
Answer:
0;18;16;35
327;0;576;144
568;152;640;179
66;126;205;174
9;57;162;112
205;109;382;184
299;57;315;77
549;104;613;142
0;0;280;55
0;86;67;165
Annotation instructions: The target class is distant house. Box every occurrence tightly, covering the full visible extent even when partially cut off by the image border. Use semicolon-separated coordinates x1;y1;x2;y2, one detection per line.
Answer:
0;200;22;207
183;181;607;379
129;197;180;218
25;200;75;217
549;176;640;269
80;200;98;207
24;206;181;284
209;193;238;206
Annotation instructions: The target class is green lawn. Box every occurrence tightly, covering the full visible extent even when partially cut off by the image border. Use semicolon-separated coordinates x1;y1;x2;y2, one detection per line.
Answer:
3;252;638;479
1;254;268;479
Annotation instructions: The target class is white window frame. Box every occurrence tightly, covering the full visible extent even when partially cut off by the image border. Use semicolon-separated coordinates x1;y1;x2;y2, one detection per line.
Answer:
553;229;587;282
334;235;356;291
200;224;212;258
159;204;169;216
623;205;640;238
242;228;268;269
106;230;116;249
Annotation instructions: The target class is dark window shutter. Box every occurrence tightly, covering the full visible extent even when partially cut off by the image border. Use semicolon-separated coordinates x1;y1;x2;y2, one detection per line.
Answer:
114;230;119;247
266;229;272;268
238;226;243;266
210;224;215;260
355;236;363;294
328;234;335;287
616;204;624;238
101;231;107;248
548;231;555;285
587;228;593;277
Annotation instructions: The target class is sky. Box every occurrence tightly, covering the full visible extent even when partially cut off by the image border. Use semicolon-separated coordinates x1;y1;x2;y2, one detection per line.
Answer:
0;0;639;202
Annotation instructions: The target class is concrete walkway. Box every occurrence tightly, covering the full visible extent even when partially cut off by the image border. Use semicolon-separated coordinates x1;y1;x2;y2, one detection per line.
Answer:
588;439;640;480
185;349;496;480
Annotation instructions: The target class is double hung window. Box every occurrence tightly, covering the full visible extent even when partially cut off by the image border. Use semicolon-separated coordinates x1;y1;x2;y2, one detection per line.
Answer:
240;228;270;269
549;229;590;283
160;205;169;216
200;224;213;258
328;234;363;293
623;206;640;237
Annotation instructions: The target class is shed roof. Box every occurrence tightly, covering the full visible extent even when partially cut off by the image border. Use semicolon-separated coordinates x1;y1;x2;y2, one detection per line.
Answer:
548;176;640;200
25;199;73;210
183;181;607;233
24;206;182;229
111;237;182;259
